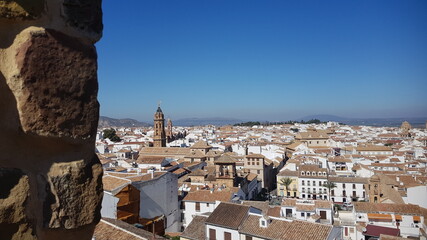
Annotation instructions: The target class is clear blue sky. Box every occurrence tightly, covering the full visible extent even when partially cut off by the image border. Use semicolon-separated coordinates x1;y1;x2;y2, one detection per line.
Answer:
97;0;427;122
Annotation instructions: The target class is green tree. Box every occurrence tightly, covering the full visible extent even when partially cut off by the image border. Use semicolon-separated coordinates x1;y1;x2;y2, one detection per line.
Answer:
322;181;337;201
280;177;293;197
103;128;121;142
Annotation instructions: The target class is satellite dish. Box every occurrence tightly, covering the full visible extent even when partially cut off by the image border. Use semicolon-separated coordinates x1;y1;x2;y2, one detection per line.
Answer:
362;227;367;232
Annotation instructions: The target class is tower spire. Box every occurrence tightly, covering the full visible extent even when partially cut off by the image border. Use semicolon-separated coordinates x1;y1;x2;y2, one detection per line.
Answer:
153;103;166;147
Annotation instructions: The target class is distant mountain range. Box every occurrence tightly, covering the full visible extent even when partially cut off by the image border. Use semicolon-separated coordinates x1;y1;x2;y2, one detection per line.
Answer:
173;117;242;126
99;115;427;128
99;116;241;127
298;115;427;128
98;116;151;128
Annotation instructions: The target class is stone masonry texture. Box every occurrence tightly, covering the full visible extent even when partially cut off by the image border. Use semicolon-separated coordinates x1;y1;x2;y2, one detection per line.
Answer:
0;0;103;239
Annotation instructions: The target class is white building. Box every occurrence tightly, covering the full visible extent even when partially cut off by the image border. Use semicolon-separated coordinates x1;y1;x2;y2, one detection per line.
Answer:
328;176;368;203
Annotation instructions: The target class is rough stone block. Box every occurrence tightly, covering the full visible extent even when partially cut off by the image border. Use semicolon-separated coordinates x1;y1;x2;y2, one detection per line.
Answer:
10;28;99;141
43;158;103;229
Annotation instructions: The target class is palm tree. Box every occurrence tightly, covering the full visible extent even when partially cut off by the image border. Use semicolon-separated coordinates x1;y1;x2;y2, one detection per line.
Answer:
323;181;337;201
280;177;293;197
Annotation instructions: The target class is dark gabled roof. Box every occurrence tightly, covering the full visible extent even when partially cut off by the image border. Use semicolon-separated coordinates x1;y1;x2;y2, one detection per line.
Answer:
181;215;208;240
205;202;249;230
94;218;165;240
364;225;399;238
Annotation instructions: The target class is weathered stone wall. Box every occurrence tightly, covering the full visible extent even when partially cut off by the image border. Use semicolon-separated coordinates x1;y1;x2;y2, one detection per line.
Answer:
0;0;103;239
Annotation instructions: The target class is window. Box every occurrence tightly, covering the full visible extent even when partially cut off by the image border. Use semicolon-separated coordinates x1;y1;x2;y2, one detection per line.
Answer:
195;202;200;212
206;203;210;207
353;184;356;189
245;236;252;240
209;229;216;240
342;183;345;188
302;188;305;193
307;213;311;217
301;172;305;176
302;180;305;185
313;181;316;186
307;172;310;176
301;212;305;217
257;170;260;174
224;232;231;240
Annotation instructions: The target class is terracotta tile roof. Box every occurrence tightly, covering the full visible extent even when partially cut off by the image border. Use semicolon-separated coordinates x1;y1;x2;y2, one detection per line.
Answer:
94;218;165;240
281;199;332;210
102;175;130;192
246;173;258;181
328;156;352;163
354;202;423;215
139;147;190;156
286;141;303;150
188;169;207;176
171;168;190;175
136;156;165;164
183;189;235;203
184;150;207;158
215;154;236;164
246;154;265;158
239;215;332;240
205;202;249;229
241;201;270;214
180;215;208;240
205;150;222;157
267;206;281;218
296;131;329;140
190;140;212;149
329;176;369;184
356;145;392;152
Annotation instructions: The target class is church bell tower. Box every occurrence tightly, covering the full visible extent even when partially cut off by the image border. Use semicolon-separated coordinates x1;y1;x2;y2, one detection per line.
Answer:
153;103;166;147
